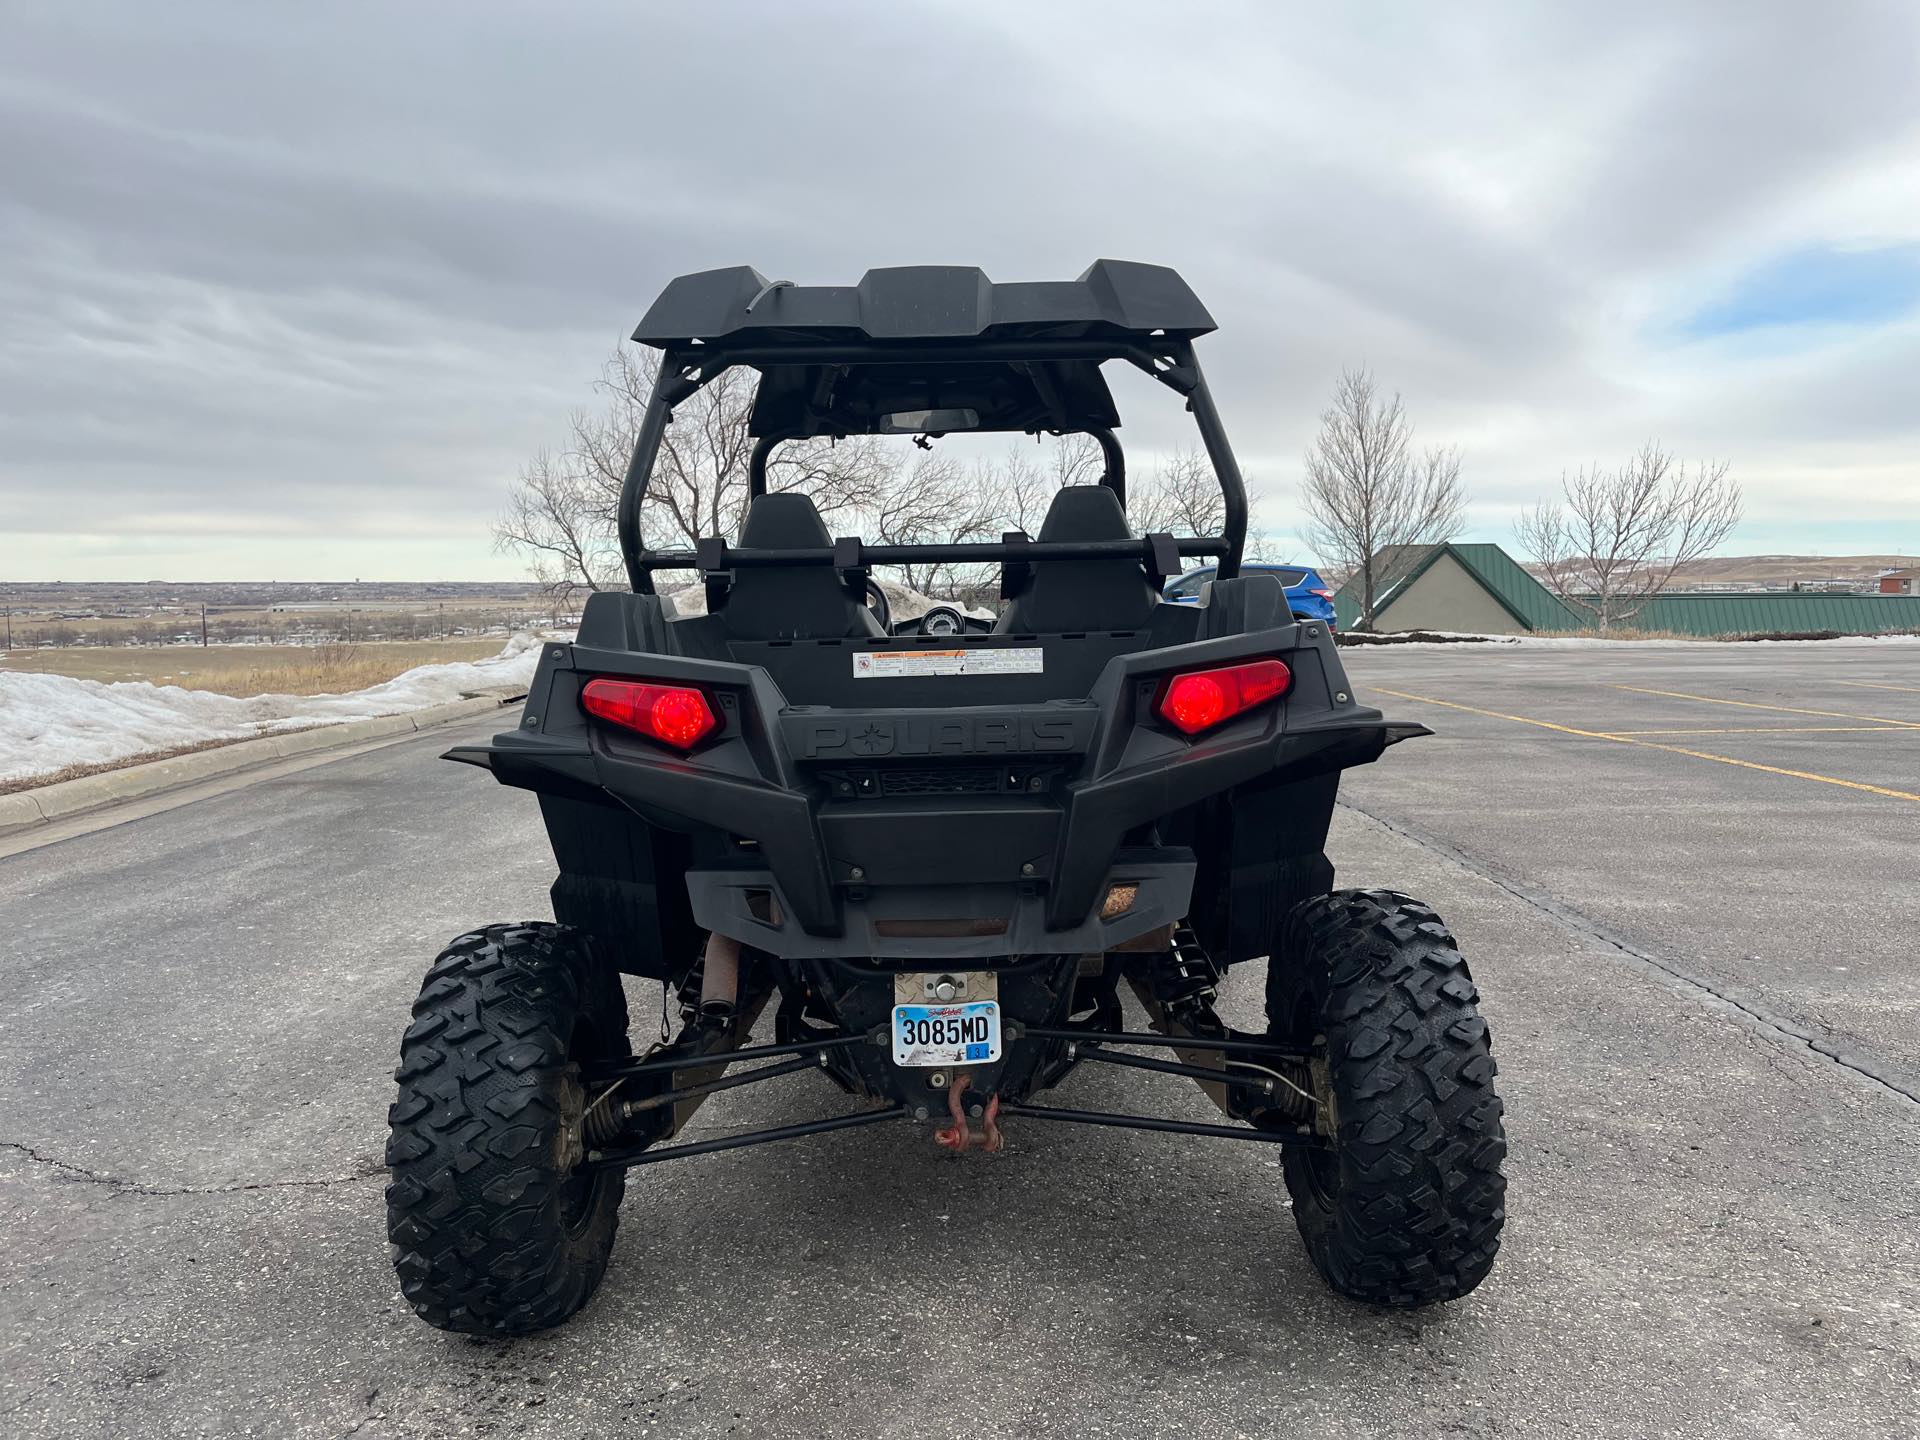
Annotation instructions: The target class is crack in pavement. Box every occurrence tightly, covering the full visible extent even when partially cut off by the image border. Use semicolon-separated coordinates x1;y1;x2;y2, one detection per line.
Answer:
1338;799;1920;1110
0;1139;385;1197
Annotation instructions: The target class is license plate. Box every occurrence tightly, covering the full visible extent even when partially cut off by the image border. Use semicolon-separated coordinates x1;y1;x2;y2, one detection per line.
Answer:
891;1001;1002;1067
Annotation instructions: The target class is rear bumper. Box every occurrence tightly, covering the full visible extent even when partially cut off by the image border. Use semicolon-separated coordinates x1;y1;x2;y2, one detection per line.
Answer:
451;623;1424;946
685;851;1195;960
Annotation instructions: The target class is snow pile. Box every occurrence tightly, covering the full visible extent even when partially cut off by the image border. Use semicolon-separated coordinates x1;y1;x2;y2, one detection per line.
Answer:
0;633;550;785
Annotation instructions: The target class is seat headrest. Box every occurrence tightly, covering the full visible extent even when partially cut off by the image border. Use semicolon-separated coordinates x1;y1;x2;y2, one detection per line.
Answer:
993;483;1162;635
740;491;833;549
713;492;880;641
1037;485;1131;543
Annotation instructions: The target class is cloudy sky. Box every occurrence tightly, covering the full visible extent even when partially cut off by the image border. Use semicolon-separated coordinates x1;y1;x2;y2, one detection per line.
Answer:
3;0;1917;581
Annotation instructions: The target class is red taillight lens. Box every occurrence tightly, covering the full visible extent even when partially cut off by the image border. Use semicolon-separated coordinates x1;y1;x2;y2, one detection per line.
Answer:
1156;659;1292;736
580;678;720;750
1309;588;1335;600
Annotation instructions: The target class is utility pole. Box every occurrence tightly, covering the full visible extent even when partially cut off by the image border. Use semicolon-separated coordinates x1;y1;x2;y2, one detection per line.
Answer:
201;603;208;647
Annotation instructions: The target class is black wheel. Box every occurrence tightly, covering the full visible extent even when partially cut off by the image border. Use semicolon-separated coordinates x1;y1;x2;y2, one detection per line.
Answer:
863;577;893;630
386;923;631;1335
1265;889;1507;1306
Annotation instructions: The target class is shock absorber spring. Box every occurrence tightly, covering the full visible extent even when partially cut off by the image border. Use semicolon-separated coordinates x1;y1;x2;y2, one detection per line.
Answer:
1254;1059;1320;1124
582;1082;631;1147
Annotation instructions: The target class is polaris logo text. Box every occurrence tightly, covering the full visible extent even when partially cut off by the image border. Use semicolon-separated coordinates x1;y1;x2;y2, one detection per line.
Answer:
795;714;1087;759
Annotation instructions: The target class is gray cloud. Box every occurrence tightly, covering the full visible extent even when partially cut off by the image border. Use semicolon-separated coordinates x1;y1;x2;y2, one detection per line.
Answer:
2;0;1917;578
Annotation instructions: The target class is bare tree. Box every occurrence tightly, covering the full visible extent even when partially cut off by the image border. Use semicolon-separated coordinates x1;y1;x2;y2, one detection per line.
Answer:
972;438;1226;545
1516;443;1741;632
497;350;894;602
1043;431;1108;490
1131;447;1227;539
494;445;625;605
862;452;1008;593
978;450;1054;539
966;434;1106;542
1300;368;1465;630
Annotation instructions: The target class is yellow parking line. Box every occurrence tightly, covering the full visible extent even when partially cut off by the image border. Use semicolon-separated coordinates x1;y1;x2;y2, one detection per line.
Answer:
1370;686;1920;804
1607;725;1906;736
1829;678;1920;695
1608;684;1920;731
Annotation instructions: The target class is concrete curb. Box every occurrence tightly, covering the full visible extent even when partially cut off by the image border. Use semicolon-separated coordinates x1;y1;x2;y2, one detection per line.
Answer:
0;694;519;839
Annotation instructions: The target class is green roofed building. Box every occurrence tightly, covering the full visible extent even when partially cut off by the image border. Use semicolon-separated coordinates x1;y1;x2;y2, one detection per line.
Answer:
1333;543;1578;634
1333;542;1920;637
1627;591;1920;637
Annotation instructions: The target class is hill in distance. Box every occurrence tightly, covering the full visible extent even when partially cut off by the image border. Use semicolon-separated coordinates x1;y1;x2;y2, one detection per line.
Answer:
1635;555;1915;587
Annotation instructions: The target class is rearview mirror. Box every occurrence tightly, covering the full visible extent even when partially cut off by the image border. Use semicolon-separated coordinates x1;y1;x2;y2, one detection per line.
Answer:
876;407;979;434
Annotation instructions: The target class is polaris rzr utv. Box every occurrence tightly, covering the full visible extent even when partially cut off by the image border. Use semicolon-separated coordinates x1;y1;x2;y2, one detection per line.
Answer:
386;261;1507;1335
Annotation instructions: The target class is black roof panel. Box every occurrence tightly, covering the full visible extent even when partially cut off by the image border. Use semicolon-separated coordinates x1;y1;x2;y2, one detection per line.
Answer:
632;260;1215;349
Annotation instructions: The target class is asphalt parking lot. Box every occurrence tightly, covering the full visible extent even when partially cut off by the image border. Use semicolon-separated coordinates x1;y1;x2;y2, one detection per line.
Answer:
1341;638;1920;1099
2;639;1916;1439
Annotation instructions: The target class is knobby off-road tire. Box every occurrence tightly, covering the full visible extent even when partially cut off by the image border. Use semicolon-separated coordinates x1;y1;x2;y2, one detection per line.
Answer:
1265;889;1507;1306
386;923;631;1335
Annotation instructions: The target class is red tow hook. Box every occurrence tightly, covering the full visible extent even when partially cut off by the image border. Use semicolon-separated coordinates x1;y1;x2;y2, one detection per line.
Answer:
932;1074;1005;1153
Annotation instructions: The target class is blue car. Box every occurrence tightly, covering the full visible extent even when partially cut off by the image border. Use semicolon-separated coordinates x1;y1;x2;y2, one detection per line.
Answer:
1163;564;1338;627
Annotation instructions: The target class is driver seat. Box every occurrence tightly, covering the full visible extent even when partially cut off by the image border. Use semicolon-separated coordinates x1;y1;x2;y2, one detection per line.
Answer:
712;493;883;641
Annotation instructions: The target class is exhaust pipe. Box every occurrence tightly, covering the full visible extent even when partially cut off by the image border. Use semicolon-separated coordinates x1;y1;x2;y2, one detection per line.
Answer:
699;933;741;1024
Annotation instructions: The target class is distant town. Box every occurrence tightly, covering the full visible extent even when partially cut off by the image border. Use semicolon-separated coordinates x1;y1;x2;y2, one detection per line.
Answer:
0;580;553;650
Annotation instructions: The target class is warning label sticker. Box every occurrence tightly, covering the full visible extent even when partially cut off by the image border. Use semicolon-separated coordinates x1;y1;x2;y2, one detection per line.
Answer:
852;647;1045;679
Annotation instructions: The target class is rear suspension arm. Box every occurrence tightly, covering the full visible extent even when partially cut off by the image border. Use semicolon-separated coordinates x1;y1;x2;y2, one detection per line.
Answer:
582;1030;872;1082
1014;1024;1310;1062
583;1106;905;1171
997;1102;1323;1148
1064;1041;1300;1100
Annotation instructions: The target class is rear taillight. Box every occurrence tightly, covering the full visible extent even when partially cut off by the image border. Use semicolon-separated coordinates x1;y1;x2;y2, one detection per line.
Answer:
580;677;720;750
1310;588;1334;600
1156;659;1292;736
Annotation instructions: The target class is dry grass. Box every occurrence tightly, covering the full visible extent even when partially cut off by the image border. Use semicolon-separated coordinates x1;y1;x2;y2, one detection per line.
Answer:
0;639;501;696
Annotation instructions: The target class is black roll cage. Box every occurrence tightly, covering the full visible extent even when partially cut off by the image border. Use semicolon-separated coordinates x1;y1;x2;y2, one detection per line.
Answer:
617;336;1249;596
